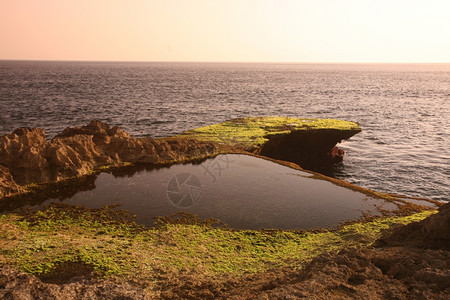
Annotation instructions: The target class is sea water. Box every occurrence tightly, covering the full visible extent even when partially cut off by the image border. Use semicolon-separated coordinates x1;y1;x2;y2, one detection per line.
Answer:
0;61;448;201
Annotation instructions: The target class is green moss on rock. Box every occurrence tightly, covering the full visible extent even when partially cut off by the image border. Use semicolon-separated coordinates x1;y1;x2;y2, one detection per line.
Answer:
0;204;434;283
178;117;361;148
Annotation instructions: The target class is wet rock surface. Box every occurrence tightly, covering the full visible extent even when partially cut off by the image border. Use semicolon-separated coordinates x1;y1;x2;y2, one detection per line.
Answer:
179;117;361;170
1;249;448;300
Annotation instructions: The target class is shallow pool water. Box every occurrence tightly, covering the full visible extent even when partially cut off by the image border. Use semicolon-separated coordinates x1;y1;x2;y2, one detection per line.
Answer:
24;154;405;229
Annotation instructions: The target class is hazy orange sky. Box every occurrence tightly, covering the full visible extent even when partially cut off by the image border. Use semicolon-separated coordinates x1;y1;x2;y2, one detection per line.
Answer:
1;0;449;62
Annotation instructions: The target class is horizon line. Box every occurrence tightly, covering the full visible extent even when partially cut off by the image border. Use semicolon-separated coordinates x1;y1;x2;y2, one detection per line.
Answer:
1;59;449;64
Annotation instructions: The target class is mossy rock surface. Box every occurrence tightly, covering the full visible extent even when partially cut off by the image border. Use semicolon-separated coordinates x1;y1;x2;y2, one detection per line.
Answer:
177;117;361;148
0;204;435;282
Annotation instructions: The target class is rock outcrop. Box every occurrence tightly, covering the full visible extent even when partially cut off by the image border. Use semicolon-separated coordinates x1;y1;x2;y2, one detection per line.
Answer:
257;129;359;169
179;116;361;169
0;166;20;198
374;202;450;250
253;247;450;300
0;118;362;198
0;127;49;185
0;120;219;197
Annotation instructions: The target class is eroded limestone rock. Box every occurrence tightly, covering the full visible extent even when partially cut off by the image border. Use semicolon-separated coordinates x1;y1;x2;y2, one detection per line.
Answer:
0;120;219;198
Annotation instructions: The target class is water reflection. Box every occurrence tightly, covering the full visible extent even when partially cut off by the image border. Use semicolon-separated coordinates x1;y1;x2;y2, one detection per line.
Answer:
5;155;403;229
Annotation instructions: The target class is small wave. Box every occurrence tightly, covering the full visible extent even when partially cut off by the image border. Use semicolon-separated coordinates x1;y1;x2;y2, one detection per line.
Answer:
151;120;175;125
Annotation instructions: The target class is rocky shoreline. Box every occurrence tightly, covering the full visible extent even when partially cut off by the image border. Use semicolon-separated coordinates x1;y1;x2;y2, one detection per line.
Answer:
0;117;448;299
0;120;220;198
0;117;360;198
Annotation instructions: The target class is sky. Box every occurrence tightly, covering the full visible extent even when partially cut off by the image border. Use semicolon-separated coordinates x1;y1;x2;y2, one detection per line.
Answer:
1;0;449;63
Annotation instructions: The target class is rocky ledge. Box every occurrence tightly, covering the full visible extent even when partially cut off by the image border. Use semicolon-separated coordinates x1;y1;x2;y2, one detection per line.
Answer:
178;116;361;169
0;117;360;198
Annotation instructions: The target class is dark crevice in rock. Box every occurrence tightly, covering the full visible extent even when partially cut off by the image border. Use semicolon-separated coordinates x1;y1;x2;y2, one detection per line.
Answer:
257;129;361;170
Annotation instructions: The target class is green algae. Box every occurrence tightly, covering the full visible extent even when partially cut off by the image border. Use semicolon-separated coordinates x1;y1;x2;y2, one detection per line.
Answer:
0;204;434;283
177;116;361;148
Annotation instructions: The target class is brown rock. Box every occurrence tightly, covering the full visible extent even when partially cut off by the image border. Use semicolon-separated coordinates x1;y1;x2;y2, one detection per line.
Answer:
0;166;20;198
0;127;50;184
374;202;450;250
0;267;151;300
256;247;449;300
0;120;219;198
157;247;449;299
46;134;108;180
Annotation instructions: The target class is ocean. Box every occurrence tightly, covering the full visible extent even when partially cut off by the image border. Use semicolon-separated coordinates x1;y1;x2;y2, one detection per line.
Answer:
0;61;448;201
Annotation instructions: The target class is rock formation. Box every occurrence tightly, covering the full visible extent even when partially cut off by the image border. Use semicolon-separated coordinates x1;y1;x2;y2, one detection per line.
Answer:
374;202;450;250
179;116;361;169
0;118;362;198
0;166;20;198
257;129;359;169
0;120;219;198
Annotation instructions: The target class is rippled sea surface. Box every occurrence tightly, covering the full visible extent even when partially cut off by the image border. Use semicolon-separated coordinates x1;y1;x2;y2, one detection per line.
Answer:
0;61;449;201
